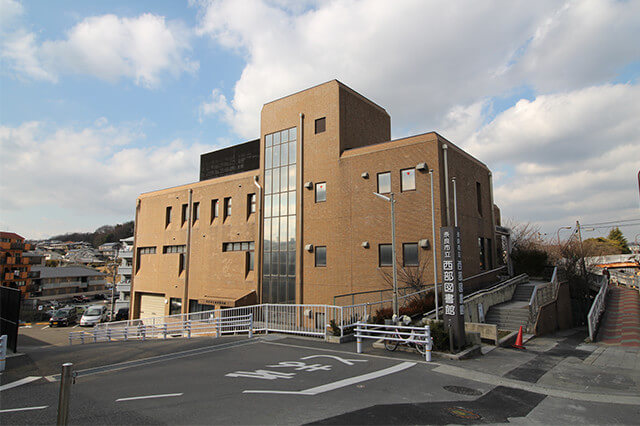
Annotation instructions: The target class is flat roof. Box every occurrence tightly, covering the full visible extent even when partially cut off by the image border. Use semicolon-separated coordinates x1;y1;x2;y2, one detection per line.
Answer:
31;265;105;279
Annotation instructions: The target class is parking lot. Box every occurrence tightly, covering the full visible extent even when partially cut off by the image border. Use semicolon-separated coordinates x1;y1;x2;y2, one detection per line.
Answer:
4;329;640;425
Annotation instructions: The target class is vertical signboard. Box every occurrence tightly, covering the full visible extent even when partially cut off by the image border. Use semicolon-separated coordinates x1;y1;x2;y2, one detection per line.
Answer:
440;226;465;349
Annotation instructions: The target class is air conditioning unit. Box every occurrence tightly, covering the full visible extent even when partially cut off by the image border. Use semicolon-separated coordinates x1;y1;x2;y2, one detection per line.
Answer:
304;181;313;189
304;244;314;252
419;239;430;249
416;162;427;171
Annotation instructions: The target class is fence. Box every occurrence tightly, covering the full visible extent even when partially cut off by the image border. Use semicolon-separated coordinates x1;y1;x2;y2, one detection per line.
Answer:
70;313;254;344
354;322;433;361
610;270;640;291
587;274;609;341
527;267;559;332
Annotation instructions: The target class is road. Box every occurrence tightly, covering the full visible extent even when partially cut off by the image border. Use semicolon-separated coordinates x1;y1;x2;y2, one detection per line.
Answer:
3;329;640;424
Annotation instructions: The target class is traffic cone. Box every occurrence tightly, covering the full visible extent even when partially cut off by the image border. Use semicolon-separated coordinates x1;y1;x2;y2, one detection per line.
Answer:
512;326;526;350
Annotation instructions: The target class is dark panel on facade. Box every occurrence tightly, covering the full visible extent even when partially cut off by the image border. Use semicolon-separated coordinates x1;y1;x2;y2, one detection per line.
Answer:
200;139;260;181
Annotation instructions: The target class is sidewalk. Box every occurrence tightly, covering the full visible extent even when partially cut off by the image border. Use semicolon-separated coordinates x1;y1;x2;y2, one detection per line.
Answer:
438;327;640;399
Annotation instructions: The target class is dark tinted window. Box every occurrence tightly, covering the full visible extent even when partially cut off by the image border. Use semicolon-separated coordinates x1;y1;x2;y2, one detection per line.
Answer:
379;244;392;266
403;243;419;266
315;117;326;134
315;246;326;267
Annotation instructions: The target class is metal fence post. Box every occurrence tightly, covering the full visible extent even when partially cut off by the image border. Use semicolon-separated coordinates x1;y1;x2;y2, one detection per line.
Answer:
68;334;72;346
425;325;432;362
340;308;344;337
187;320;191;339
217;317;222;338
265;305;269;334
80;334;84;345
0;335;6;371
163;324;167;340
124;327;128;341
356;323;362;354
56;362;73;426
249;313;253;338
107;328;111;342
142;325;146;341
93;331;97;344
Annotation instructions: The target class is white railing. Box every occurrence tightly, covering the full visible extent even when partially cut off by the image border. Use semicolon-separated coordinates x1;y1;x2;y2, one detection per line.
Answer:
588;275;609;341
354;322;433;361
527;267;559;332
70;313;253;344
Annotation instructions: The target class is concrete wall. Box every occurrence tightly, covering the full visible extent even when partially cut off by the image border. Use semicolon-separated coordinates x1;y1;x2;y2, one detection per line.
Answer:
534;281;573;336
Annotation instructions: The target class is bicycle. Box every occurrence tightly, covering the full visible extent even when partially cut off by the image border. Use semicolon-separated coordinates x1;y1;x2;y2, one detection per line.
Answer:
383;315;428;355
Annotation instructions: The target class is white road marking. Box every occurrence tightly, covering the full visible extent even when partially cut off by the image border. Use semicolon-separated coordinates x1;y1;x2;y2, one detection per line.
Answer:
300;355;368;366
0;376;42;392
41;325;49;329
116;393;183;402
243;361;416;395
0;405;48;413
73;325;79;328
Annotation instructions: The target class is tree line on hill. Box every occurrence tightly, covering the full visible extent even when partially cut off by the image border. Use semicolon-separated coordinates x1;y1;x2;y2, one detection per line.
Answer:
49;221;134;248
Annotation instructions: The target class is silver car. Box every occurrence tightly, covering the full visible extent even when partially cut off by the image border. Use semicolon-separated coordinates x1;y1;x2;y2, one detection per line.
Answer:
80;305;107;326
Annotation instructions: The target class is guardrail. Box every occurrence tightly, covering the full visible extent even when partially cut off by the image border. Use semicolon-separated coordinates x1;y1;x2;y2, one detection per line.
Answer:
70;313;253;345
354;322;433;361
610;270;640;292
587;275;609;341
527;267;558;332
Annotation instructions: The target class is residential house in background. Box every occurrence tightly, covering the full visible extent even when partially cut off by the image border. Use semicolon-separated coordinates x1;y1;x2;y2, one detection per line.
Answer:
30;265;107;298
116;236;134;310
0;231;38;297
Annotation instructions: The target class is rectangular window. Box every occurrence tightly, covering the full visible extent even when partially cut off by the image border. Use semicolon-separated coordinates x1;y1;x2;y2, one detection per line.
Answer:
476;181;482;216
163;245;186;254
377;172;391;194
479;237;486;270
169;297;182;316
135;247;156;273
403;243;419;266
247;251;254;272
211;199;219;223
222;241;255;252
401;168;416;192
315;182;326;203
192;202;200;224
248;193;256;215
379;244;392;267
315;246;326;267
165;206;172;227
224;197;232;220
179;253;185;275
181;204;188;226
487;238;493;269
315;117;326;134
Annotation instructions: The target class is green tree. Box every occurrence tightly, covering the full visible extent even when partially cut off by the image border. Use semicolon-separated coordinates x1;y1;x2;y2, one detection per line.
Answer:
607;227;630;254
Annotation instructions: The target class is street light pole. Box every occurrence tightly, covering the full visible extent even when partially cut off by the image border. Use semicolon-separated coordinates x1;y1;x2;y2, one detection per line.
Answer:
374;191;399;320
429;169;440;321
556;226;572;245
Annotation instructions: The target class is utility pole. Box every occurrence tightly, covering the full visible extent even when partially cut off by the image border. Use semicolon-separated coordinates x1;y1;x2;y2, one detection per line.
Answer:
110;243;121;321
576;220;588;278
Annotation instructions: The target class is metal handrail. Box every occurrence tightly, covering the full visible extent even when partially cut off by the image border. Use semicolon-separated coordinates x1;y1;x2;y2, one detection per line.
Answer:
587;275;609;341
354;322;433;361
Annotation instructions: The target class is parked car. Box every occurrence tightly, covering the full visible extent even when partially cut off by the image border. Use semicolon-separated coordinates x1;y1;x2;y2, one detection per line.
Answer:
115;307;129;321
49;308;78;327
94;293;106;300
73;295;90;303
80;305;108;326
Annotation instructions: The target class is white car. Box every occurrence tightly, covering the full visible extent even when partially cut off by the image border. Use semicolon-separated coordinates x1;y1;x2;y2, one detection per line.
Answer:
80;305;107;326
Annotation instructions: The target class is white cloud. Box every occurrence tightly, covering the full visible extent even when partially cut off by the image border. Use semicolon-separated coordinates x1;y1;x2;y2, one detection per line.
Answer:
454;84;640;234
199;89;234;123
0;120;219;236
2;12;197;87
0;0;24;31
195;0;639;139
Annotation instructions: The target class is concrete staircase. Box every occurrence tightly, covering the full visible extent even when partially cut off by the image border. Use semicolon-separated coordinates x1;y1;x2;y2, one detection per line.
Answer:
484;283;536;331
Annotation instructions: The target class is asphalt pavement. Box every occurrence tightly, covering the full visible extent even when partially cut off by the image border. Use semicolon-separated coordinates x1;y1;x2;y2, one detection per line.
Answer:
2;326;640;424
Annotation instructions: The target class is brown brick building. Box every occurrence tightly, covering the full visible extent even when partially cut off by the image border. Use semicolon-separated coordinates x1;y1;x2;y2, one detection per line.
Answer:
0;231;35;296
131;81;501;318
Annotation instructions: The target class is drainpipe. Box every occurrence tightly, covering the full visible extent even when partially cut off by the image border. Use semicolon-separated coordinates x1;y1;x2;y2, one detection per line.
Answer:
452;177;458;227
488;172;496;269
130;198;141;320
183;189;193;314
253;176;263;301
442;144;451;226
297;113;304;304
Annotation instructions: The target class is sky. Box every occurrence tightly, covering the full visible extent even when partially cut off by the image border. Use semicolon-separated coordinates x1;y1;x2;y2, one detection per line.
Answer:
1;0;639;243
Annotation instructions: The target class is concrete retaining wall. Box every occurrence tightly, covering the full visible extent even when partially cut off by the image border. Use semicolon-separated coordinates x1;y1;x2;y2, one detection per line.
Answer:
465;322;498;345
534;281;573;336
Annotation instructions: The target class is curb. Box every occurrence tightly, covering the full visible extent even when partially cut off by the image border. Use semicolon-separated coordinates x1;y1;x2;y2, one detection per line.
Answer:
20;322;49;326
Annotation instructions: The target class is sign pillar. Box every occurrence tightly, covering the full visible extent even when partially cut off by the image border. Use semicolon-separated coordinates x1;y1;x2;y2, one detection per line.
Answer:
440;226;465;349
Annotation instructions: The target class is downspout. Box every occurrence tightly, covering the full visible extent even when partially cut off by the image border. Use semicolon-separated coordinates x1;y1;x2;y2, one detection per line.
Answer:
297;113;304;304
130;198;141;320
488;172;496;269
183;188;193;314
253;176;263;301
442;144;451;226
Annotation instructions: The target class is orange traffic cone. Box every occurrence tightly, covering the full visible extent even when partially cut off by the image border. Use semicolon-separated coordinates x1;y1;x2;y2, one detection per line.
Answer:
512;326;526;350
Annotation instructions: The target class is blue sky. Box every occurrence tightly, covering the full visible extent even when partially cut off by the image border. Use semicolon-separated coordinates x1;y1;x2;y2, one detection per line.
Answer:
1;0;639;243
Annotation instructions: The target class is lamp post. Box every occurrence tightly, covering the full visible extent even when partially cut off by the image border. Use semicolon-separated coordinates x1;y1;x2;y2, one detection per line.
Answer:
429;169;440;320
556;226;572;245
374;191;398;320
